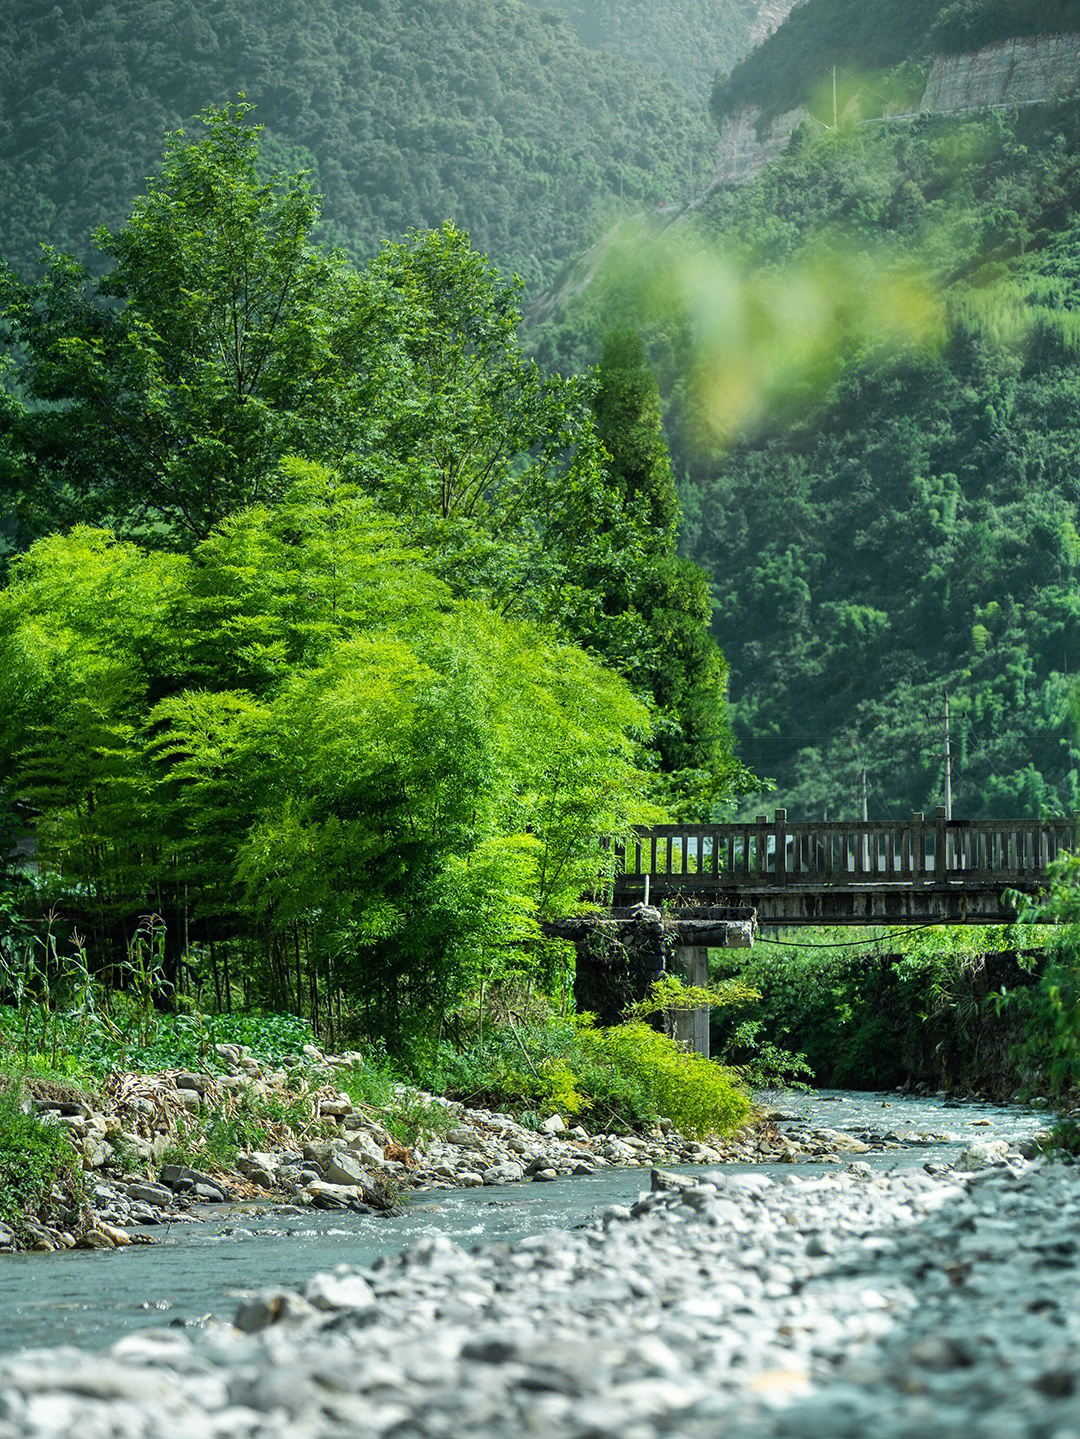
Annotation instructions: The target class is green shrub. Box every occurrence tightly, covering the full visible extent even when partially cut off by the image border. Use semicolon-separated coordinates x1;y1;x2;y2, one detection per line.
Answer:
0;1083;86;1233
580;1022;751;1138
421;1016;750;1139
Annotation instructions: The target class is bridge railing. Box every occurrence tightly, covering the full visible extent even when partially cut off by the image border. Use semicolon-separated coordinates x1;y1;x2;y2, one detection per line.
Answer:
610;809;1077;892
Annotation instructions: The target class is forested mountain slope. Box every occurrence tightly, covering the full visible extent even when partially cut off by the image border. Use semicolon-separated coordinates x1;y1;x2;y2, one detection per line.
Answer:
531;0;1080;822
522;0;800;99
710;0;1080;126
0;0;713;290
692;102;1080;821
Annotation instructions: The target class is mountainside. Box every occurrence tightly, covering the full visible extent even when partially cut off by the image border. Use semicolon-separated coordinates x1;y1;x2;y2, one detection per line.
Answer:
521;0;801;98
709;1;1080;185
0;0;714;290
711;0;1080;126
694;100;1080;821
530;0;1080;822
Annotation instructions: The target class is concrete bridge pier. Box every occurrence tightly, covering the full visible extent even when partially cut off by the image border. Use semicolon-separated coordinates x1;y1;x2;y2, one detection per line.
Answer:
668;945;710;1058
545;905;755;1058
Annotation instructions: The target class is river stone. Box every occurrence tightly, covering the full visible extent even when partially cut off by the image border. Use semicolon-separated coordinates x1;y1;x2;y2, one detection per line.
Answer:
306;1179;367;1208
302;1140;341;1168
234;1290;315;1333
173;1071;211;1094
322;1151;373;1188
344;1130;387;1165
159;1164;228;1194
959;1139;1011;1170
126;1182;173;1208
651;1168;697;1193
238;1151;280;1176
540;1114;566;1134
303;1271;377;1313
82;1136;112;1168
482;1162;525;1185
447;1127;483;1148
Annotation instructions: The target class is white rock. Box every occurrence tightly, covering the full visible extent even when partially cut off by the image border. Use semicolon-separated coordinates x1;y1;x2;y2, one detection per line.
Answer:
959;1139;1011;1170
303;1271;377;1313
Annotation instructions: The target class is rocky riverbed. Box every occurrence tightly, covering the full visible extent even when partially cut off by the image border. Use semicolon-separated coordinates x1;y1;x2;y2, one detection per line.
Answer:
2;1148;1080;1438
19;1041;977;1252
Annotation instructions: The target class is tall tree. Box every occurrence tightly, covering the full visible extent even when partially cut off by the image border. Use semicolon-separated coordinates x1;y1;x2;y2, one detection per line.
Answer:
584;328;753;813
0;103;387;546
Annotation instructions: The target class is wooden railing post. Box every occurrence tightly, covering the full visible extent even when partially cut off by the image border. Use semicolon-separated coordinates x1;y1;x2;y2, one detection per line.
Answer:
934;806;947;882
775;810;788;884
756;815;768;879
910;812;924;878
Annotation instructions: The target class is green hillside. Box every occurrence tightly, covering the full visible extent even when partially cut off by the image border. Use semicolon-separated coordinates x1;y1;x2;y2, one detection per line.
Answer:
533;21;1080;821
0;0;713;290
710;0;1080;126
693;102;1080;820
522;0;793;98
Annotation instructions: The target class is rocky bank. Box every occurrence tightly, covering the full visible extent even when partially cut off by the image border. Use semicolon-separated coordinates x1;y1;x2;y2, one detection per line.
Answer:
16;1041;1006;1253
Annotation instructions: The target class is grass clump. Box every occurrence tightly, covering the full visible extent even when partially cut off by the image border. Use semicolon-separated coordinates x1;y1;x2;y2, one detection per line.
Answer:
336;1056;457;1147
0;1082;86;1235
161;1086;332;1173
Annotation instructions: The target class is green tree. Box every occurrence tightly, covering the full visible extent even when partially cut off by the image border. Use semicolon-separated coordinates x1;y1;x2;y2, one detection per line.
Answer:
0;103;387;545
583;329;753;813
0;464;652;1049
358;223;619;633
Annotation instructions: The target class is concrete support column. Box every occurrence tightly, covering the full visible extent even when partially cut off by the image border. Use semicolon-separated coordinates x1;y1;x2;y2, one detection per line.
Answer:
669;945;710;1058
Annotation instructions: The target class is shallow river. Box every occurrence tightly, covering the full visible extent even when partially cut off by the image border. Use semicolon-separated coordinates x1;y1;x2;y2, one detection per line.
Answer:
0;1090;1048;1354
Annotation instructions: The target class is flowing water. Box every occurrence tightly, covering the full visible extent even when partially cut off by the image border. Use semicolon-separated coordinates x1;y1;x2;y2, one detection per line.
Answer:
0;1090;1048;1355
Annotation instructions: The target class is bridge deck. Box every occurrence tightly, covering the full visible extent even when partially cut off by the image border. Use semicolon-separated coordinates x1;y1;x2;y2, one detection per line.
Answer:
609;810;1074;926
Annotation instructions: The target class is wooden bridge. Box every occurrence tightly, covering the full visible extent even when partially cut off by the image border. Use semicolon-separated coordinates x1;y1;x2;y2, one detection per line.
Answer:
609;809;1076;926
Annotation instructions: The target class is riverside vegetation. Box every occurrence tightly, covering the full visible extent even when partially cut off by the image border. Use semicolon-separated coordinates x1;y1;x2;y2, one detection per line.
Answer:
0;935;762;1247
0;106;766;1244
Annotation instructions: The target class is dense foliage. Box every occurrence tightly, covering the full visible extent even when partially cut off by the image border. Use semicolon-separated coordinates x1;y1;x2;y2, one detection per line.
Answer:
522;0;795;100
535;92;1080;820
431;1013;751;1136
690;105;1080;819
0;110;750;1055
0;1082;86;1235
0;476;650;1049
712;926;1044;1093
710;0;1080;127
0;0;714;292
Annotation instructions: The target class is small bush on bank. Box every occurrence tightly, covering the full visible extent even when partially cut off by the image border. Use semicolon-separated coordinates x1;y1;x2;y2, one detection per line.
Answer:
423;1015;751;1139
335;1058;457;1147
0;1082;86;1235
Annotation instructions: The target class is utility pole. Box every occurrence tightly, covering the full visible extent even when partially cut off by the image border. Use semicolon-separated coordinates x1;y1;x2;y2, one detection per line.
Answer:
943;689;953;820
860;767;868;822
